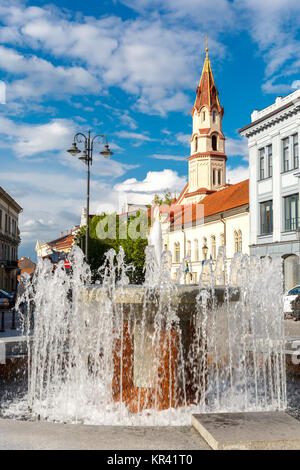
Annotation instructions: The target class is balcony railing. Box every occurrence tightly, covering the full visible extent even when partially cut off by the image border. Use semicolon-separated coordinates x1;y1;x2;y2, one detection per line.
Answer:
261;223;273;235
285;217;300;232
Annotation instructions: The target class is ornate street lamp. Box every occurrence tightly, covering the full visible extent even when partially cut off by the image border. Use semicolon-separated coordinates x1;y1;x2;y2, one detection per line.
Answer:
67;131;113;264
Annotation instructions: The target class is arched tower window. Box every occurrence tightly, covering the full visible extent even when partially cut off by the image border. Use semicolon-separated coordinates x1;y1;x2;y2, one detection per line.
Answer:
194;136;198;152
218;170;221;186
213;169;216;186
212;134;217;151
202;111;206;122
212;110;217;123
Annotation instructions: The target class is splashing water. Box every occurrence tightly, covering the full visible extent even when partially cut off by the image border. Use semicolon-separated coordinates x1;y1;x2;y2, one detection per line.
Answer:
6;246;286;425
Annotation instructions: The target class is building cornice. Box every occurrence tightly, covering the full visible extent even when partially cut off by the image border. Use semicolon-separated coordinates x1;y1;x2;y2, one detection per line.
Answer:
239;99;300;138
187;151;227;162
0;187;23;213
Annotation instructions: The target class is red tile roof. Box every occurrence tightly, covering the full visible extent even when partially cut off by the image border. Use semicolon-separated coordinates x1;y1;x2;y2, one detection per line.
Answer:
172;179;249;227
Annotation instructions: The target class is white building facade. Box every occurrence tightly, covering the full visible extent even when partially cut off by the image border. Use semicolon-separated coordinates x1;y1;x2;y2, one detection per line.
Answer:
240;89;300;291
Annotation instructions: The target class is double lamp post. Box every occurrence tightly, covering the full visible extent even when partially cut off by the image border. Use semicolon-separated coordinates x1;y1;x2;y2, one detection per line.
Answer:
67;131;113;263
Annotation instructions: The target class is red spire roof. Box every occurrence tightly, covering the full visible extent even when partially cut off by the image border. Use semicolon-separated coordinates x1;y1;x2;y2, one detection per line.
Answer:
192;51;223;115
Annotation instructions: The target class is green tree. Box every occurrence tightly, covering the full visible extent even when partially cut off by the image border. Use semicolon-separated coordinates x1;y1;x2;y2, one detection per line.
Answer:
152;190;175;206
74;211;148;284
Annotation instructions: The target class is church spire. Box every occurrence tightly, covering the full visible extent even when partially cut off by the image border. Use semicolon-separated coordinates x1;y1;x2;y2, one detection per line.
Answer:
192;38;223;115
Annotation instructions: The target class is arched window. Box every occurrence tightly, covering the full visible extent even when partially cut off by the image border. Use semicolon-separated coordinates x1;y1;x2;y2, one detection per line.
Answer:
283;254;300;291
212;110;217;123
187;240;191;258
202;111;206;122
213;169;217;186
174;242;181;263
234;231;239;253
194;136;198;152
212;134;217;151
238;230;242;252
218;170;221;185
211;235;216;260
194;239;199;261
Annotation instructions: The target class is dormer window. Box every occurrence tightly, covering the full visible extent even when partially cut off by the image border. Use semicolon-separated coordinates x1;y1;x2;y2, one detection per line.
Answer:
212;134;217;151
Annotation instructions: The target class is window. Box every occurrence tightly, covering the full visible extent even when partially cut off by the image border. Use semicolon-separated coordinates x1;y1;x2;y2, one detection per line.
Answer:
212;110;217;123
282;137;289;172
259;148;265;180
218;170;221;186
0;210;2;229
174;242;180;263
284;194;299;231
194;239;199;261
212;135;217;151
267;145;272;177
187;240;191;258
234;231;238;253
194;136;198;153
202;111;206;122
260;200;273;235
220;233;225;246
5;214;8;232
238;230;242;252
213;169;216;186
293;134;299;170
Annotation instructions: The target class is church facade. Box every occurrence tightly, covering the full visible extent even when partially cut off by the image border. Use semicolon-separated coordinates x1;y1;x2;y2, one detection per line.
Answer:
161;48;250;282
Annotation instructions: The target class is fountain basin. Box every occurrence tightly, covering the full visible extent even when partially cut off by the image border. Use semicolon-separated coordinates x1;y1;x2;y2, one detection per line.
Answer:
81;284;240;413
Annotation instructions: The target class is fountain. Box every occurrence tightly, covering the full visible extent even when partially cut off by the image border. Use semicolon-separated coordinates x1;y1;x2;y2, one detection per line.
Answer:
3;229;286;428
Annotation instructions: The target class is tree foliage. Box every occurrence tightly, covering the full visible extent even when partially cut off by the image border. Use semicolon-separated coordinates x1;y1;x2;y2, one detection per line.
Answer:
152;190;175;206
74;212;148;284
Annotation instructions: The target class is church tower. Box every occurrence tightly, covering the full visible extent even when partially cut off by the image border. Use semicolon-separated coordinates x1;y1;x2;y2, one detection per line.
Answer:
178;42;227;205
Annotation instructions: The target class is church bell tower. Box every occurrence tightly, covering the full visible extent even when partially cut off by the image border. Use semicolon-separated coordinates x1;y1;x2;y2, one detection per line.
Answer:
178;40;227;205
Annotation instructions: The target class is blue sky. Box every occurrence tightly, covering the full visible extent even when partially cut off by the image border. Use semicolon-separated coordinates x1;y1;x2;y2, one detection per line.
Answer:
0;0;300;260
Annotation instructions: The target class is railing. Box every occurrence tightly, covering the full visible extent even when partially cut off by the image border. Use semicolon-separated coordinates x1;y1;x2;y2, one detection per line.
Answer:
261;224;273;235
285;217;300;232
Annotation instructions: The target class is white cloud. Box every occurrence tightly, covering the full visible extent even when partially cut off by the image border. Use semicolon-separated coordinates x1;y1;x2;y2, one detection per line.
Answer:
175;133;190;146
149;154;186;161
114;169;186;194
226;165;249;184
0;116;73;157
0;45;99;102
226;136;249;161
117;131;155;141
0;2;224;115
